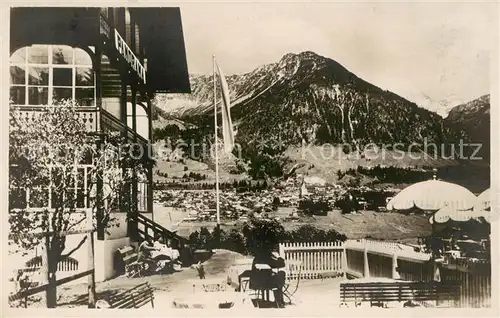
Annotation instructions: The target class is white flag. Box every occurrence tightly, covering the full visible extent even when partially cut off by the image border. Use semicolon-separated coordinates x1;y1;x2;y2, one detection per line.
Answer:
216;62;235;153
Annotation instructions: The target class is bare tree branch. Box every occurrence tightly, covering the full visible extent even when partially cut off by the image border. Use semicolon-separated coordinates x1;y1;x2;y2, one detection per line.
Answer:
60;236;87;259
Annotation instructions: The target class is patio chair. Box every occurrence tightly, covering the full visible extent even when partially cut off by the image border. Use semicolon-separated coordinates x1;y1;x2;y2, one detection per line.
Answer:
283;261;302;305
247;268;276;308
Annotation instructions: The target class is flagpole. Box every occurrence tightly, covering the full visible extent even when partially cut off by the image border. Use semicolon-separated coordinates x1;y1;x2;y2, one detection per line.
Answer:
213;55;221;226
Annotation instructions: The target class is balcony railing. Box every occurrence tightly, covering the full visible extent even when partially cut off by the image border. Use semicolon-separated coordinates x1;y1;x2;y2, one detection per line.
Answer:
11;107;99;132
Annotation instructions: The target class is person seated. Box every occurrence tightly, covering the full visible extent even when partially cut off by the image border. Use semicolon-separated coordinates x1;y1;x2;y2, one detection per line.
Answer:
151;236;181;272
250;247;286;308
137;238;156;272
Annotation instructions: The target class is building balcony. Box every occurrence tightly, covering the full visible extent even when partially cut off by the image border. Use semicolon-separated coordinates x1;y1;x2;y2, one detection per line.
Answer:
10;106;99;132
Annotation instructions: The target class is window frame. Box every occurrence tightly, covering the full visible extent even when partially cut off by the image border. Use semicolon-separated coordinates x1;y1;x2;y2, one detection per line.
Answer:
9;164;94;212
9;45;96;107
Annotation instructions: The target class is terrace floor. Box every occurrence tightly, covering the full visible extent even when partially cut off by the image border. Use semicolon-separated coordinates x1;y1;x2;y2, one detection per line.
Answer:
18;249;418;311
19;249;347;310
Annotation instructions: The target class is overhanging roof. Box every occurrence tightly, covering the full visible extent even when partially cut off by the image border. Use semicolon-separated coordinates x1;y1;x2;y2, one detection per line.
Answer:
10;7;100;52
131;8;191;94
10;7;191;95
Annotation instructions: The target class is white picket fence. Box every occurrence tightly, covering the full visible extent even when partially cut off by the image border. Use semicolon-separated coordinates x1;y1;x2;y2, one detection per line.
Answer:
279;242;345;279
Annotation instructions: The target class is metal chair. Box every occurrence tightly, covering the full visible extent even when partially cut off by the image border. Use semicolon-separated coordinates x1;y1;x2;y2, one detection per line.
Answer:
283;261;302;305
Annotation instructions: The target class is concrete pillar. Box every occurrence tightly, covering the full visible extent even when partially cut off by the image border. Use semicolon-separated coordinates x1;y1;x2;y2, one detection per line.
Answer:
342;247;348;276
363;244;370;278
433;262;441;282
392;252;400;279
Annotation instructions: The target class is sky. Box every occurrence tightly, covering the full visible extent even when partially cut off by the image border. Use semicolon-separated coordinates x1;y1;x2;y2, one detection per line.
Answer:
169;1;496;117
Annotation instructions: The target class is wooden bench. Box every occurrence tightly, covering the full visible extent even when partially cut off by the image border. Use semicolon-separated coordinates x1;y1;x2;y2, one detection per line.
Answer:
340;281;460;307
104;282;155;308
117;246;140;277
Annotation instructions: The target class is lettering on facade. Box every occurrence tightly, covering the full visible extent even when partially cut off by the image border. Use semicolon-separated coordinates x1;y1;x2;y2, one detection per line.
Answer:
114;30;146;84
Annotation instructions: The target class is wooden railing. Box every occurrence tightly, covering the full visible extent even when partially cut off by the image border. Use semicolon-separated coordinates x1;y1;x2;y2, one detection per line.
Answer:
134;213;186;249
133;213;194;266
8;228;96;308
440;267;491;308
26;256;79;272
101;110;148;144
442;257;491;272
279;242;345;279
12;107;98;132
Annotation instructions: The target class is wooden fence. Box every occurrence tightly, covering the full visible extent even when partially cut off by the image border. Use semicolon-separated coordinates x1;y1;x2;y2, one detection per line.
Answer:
8;227;96;308
279;242;345;279
27;255;80;272
441;267;491;308
279;239;491;308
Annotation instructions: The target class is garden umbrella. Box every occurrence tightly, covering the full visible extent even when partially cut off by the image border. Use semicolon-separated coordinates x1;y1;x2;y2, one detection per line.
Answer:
386;179;476;212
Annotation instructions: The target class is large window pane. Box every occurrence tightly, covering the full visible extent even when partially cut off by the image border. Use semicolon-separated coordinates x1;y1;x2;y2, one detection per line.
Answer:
80;150;94;165
87;173;94;209
75;88;95;106
75;48;92;65
51;189;63;208
53;87;72;102
29;187;49;208
10;66;26;84
10;47;26;63
76;67;94;86
28;87;48;105
76;168;85;208
52;46;73;64
10;86;26;105
10;188;27;209
53;68;72;86
28;45;48;64
28;67;49;85
65;184;76;206
76;189;86;208
77;168;85;188
10;45;95;108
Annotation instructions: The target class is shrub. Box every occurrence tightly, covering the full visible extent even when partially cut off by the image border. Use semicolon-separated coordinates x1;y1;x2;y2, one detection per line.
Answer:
188;227;214;250
221;229;247;254
286;225;347;243
272;197;280;210
243;218;287;255
187;220;346;256
335;194;359;214
298;199;330;216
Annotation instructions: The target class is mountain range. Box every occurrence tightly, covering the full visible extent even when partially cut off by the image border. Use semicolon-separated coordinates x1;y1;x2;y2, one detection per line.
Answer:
152;51;490;188
155;51;470;150
444;94;490;160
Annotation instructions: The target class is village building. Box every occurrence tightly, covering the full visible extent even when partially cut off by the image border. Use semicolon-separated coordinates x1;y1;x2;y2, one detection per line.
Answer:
9;7;190;282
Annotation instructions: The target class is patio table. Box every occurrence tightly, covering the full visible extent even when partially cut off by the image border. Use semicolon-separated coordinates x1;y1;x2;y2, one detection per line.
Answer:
227;258;253;290
227;259;302;291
